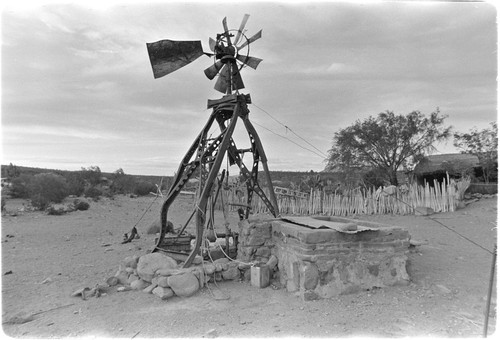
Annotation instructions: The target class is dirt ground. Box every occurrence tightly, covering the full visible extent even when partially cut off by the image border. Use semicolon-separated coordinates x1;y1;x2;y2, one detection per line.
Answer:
1;193;497;338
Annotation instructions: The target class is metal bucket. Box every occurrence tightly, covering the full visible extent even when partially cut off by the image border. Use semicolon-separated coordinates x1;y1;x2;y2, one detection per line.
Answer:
250;263;270;288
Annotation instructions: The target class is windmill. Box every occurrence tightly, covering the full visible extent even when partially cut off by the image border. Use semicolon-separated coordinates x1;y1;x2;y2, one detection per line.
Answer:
145;14;279;267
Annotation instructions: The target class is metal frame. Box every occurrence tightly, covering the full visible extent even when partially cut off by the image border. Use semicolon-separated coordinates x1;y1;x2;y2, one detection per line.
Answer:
154;93;278;267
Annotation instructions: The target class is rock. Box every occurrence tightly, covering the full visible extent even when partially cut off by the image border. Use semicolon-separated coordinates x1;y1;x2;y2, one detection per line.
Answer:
266;255;278;271
125;267;135;274
117;286;132;292
106;276;119;286
168;273;200;297
130;279;150;290
127;274;139;285
203;264;216;275
136;253;178;282
192;255;203;265
157;276;170;288
147;219;174;235
213;258;230;264
205;328;218;338
122;256;139;269
155;268;185;276
415;206;434;216
114;269;130;285
143;283;158;294
238;262;251;270
302;263;319;290
435;284;452;295
193;268;206;288
222;266;240;281
215;263;223;272
152;286;174;300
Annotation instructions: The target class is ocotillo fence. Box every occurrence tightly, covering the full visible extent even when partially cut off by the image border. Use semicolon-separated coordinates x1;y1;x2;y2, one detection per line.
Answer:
220;176;470;216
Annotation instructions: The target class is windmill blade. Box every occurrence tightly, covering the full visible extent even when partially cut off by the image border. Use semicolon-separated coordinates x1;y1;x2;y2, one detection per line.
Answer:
214;63;245;93
214;64;230;93
236;54;263;69
204;60;224;80
209;37;216;52
231;69;245;91
234;14;250;45
237;30;262;51
222;17;232;46
146;40;205;78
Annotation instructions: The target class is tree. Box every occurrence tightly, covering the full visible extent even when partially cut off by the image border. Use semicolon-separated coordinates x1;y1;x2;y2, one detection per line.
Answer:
325;109;451;185
453;122;498;183
80;166;102;187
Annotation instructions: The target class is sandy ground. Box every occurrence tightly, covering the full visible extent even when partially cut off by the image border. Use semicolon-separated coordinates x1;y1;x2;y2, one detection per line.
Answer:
1;194;497;338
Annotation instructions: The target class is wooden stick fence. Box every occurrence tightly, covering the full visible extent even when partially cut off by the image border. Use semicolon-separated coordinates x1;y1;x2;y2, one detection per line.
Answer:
216;176;471;216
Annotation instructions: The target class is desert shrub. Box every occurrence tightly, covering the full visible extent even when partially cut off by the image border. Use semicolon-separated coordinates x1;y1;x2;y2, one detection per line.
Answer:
134;181;156;196
10;174;31;199
28;173;68;210
110;175;136;195
65;172;86;196
84;186;102;200
73;199;90;211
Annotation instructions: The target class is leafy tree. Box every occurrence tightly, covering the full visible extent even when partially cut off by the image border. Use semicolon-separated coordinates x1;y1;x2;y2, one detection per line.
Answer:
453;122;498;183
28;173;68;210
325;109;451;185
110;168;136;194
80;166;102;187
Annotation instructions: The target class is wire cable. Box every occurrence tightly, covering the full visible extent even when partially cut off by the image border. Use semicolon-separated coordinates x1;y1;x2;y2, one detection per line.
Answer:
252;121;326;160
251;102;328;158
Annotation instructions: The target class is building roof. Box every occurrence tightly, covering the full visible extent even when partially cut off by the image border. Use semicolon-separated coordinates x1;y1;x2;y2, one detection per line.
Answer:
414;153;480;175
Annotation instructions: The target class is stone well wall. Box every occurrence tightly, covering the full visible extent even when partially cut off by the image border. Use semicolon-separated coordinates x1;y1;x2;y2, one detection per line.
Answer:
237;216;411;301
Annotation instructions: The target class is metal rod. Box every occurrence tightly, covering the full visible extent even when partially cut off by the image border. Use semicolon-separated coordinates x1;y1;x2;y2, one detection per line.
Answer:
483;244;497;337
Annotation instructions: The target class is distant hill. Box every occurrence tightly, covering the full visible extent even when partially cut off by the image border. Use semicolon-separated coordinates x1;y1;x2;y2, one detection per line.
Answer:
1;164;167;184
1;164;367;191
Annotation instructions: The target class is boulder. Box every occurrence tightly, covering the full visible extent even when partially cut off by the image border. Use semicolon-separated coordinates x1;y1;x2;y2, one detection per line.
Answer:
222;266;240;281
143;283;158;294
203;264;216;275
155;268;185;276
168;273;199;297
146;219;174;235
127;274;139;285
114;269;130;285
122;255;139;269
130;279;150;290
157;276;170;288
152;287;174;300
136;253;178;282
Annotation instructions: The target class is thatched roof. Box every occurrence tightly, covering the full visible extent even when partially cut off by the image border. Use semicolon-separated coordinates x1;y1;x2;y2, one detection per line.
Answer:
414;153;480;175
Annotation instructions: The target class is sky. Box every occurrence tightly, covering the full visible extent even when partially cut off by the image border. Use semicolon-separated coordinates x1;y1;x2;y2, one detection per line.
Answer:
1;0;498;176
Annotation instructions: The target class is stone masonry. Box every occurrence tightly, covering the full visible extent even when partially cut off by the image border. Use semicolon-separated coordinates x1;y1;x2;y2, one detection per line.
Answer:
237;216;411;301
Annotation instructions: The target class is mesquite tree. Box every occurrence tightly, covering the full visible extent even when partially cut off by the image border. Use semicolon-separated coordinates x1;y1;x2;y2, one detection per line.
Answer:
325;109;451;185
453;122;498;183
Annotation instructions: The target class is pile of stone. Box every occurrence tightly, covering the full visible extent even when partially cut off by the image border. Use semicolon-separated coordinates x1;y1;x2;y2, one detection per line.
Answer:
108;252;246;300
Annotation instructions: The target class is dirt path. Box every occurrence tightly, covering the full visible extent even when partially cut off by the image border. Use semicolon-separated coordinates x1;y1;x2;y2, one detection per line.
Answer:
1;195;497;338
